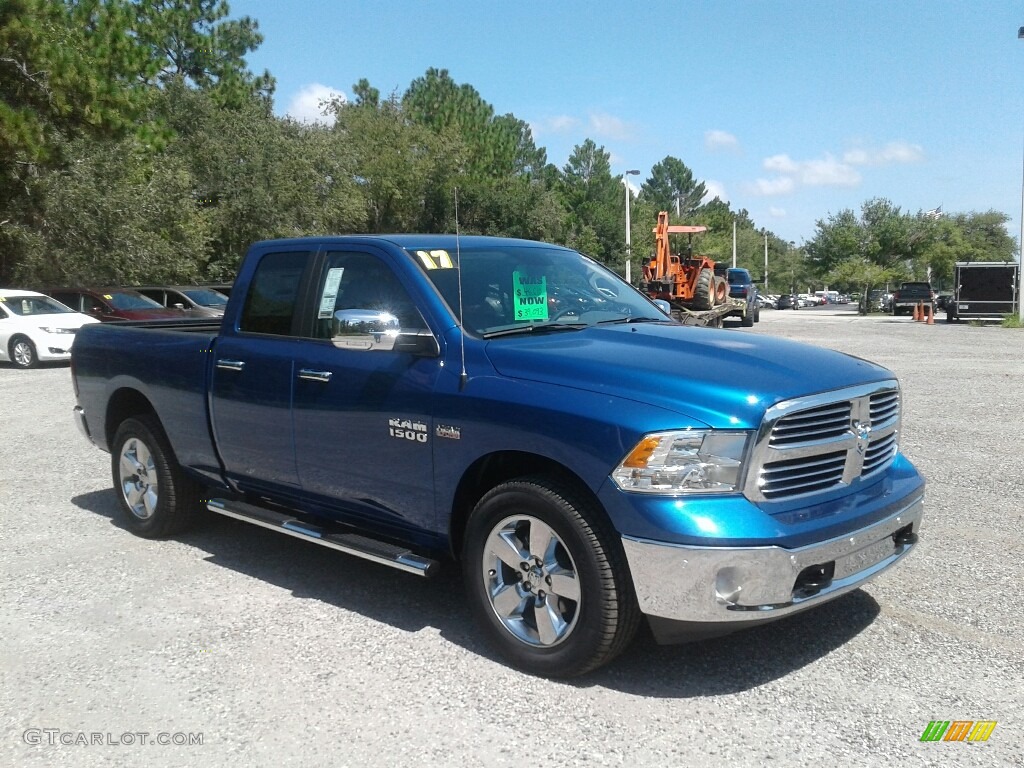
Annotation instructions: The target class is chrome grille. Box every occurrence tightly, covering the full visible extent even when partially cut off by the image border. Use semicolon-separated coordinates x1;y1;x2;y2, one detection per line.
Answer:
863;431;898;476
760;450;847;499
869;390;900;426
769;402;851;446
745;381;901;503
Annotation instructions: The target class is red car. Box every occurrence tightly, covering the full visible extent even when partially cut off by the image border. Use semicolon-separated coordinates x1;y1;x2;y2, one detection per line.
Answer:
43;288;185;322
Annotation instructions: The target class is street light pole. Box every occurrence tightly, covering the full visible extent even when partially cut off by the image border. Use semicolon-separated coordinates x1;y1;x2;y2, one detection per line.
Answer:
1018;26;1024;322
623;169;640;282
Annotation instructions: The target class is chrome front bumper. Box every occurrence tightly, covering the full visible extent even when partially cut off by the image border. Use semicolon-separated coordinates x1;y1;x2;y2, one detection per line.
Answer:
622;494;923;629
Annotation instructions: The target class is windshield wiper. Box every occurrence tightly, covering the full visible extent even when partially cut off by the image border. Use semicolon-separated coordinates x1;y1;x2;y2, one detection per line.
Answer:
595;315;667;325
482;322;588;339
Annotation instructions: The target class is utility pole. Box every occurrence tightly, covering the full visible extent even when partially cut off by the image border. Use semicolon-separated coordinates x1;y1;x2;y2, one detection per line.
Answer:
623;170;640;283
732;220;737;268
763;231;769;293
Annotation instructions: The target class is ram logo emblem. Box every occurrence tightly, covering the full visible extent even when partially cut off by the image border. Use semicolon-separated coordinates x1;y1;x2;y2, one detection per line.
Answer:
851;419;872;455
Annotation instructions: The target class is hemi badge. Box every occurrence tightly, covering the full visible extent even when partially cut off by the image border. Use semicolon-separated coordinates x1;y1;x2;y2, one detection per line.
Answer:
436;424;461;440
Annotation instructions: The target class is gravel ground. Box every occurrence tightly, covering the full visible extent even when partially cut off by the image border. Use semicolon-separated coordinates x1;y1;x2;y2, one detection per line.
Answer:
2;307;1022;767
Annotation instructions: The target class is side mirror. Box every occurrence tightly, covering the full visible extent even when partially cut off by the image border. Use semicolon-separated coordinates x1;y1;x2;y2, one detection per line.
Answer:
330;309;438;356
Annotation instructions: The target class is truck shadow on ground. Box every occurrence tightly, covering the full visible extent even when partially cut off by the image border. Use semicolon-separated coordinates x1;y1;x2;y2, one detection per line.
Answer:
73;489;881;697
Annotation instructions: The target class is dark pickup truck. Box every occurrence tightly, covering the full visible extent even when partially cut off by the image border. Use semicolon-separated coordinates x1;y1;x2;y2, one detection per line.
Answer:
72;235;925;676
890;281;935;316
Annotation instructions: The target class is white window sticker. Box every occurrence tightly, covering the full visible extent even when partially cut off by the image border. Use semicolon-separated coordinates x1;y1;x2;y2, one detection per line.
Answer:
318;267;345;319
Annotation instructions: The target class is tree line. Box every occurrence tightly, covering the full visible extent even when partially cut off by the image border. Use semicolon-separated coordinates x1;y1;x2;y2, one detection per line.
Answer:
2;1;1017;291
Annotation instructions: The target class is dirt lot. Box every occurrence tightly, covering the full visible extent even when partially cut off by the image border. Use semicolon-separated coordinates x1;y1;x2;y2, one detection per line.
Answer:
2;309;1022;767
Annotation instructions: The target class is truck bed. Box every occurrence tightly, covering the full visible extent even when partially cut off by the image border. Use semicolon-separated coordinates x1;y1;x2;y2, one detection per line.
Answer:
73;320;224;486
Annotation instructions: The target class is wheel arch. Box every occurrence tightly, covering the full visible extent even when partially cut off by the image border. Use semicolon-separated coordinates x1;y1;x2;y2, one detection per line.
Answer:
7;334;37;364
447;450;611;561
105;388;159;448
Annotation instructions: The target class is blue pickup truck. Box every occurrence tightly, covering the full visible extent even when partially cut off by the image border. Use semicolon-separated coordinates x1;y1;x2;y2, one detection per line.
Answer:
72;235;924;677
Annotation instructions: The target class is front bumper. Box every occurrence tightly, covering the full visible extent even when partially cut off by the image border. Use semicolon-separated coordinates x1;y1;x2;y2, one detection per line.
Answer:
622;493;923;642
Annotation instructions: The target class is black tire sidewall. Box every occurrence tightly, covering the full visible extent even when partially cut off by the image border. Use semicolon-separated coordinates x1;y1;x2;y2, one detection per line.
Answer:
111;416;196;538
462;480;630;677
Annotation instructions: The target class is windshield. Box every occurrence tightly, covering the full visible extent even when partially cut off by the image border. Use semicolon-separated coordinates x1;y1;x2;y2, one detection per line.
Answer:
0;295;75;316
181;288;228;307
107;291;164;310
407;244;671;336
727;270;750;285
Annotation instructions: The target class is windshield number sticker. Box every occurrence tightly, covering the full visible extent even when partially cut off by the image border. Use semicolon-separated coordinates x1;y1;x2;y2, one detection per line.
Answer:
416;250;454;270
513;271;549;321
103;294;113;300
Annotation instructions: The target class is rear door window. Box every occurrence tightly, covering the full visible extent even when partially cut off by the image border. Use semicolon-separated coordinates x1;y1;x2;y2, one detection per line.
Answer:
239;251;312;336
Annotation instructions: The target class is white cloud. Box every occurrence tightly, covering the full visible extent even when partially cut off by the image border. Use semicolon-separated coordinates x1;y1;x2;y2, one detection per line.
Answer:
800;156;861;187
763;154;799;174
747;177;797;196
531;115;580;136
703;180;728;203
286;83;345;125
843;141;925;166
588;112;632;141
705;130;740;152
769;206;787;217
747;153;860;196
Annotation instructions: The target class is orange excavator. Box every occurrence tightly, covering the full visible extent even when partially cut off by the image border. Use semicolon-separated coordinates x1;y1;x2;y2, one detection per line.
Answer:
640;211;728;312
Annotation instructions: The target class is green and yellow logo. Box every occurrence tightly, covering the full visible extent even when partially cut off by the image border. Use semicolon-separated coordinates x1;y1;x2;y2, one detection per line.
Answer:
920;721;997;742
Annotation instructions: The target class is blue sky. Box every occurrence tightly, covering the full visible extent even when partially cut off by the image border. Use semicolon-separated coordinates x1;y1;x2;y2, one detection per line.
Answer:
232;0;1024;250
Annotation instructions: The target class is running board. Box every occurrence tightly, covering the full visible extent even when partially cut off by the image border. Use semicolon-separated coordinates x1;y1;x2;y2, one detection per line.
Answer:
206;498;439;578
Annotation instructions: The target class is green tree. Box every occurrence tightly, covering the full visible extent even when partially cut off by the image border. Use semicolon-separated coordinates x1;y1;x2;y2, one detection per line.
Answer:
330;92;457;233
12;136;210;285
558;140;627;267
162;85;364;275
827;258;899;314
132;0;274;103
402;68;545;180
1;0;164;282
640;156;707;218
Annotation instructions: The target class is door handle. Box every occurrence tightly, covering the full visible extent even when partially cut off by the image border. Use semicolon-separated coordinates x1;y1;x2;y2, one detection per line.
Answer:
298;369;332;382
216;359;246;371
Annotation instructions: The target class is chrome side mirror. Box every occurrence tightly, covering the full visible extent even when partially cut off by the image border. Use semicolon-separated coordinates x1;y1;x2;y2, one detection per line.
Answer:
330;309;438;356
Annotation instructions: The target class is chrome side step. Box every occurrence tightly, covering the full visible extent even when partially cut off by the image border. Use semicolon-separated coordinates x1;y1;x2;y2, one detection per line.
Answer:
206;498;439;578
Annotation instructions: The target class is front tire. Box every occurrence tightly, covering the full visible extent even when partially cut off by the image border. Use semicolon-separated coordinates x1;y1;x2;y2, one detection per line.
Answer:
9;336;38;369
111;415;200;538
462;477;640;677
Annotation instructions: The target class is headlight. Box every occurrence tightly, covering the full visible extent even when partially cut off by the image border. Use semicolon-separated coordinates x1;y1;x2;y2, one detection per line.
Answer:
40;327;76;334
611;430;750;494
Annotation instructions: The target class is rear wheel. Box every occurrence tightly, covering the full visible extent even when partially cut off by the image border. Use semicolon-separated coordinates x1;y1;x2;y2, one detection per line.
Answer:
111;415;201;538
691;268;714;310
9;336;38;369
741;307;754;327
462;476;640;677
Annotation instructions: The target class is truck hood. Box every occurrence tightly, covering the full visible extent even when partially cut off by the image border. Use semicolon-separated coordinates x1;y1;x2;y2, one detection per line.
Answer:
483;323;893;429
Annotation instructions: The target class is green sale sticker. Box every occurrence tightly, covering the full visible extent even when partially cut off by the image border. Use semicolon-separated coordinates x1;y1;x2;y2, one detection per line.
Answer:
512;270;548;321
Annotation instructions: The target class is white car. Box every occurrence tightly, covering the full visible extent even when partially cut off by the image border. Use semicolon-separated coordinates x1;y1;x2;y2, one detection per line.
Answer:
0;289;99;369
